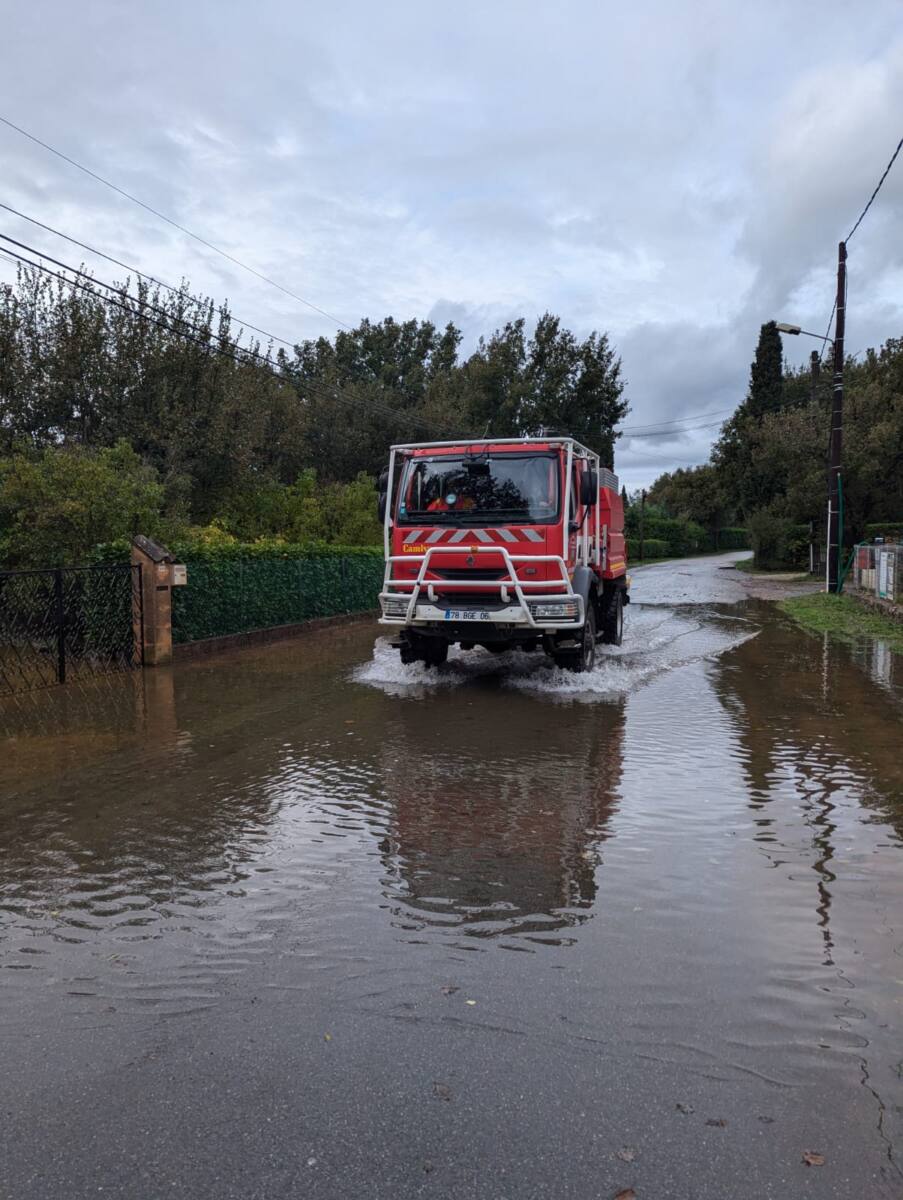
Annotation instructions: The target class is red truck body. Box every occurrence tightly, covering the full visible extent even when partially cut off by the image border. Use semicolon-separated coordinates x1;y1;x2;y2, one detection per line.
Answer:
378;436;628;671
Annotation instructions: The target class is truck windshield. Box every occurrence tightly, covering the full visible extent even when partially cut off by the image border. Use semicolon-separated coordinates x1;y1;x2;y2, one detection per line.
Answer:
397;454;560;524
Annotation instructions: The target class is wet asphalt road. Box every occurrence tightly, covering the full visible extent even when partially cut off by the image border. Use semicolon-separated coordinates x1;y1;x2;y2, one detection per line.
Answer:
2;552;903;1199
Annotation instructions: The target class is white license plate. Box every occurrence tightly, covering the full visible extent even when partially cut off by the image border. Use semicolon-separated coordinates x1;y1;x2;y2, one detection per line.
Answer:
443;609;490;621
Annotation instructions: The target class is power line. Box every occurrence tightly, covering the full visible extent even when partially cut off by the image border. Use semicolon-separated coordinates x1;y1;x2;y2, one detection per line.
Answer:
1;240;450;435
0;113;351;331
619;408;731;433
846;134;903;242
0;229;277;360
623;419;727;439
0;200;299;353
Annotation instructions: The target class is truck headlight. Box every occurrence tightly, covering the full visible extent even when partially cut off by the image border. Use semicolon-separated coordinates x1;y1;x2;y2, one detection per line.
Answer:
381;595;410;617
529;600;579;619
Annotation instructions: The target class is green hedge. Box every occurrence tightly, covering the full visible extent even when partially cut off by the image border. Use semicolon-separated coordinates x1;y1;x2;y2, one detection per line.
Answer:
716;527;750;550
91;537;386;643
639;538;670;559
168;543;384;643
864;523;903;542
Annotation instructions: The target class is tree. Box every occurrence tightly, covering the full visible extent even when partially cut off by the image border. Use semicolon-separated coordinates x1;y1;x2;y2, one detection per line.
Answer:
747;320;784;419
459;314;628;464
647;463;732;541
713;322;787;517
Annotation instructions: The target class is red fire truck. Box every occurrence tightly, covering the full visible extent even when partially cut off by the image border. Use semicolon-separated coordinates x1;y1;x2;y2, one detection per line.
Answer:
377;436;628;671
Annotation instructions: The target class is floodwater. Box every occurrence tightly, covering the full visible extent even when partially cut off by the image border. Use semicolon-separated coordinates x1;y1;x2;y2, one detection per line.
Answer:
2;551;903;1199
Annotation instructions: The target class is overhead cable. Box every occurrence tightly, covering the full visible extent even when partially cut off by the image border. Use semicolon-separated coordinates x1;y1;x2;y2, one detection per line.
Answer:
1;239;448;435
846;134;903;242
0;113;351;330
0;200;298;352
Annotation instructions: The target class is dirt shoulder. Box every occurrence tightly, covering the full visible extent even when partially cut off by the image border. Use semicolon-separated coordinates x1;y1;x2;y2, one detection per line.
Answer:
720;561;822;601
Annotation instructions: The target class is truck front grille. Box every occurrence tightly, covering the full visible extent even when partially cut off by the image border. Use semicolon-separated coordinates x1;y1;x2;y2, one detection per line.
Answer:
433;568;507;581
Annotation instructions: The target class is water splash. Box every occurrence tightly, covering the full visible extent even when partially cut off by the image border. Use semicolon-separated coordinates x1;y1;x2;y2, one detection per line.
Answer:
355;606;758;702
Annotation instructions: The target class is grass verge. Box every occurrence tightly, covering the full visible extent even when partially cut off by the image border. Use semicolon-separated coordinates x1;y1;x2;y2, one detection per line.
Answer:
778;592;903;652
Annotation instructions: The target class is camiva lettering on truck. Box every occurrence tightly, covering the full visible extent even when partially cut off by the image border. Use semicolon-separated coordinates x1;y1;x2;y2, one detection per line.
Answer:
376;436;629;672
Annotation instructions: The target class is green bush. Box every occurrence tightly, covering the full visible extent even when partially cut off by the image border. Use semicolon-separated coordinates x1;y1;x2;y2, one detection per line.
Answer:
0;441;171;568
629;514;710;556
748;511;809;570
639;538;669;559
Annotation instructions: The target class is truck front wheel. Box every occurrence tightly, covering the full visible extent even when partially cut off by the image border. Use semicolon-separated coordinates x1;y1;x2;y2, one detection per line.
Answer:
399;634;449;668
551;604;596;673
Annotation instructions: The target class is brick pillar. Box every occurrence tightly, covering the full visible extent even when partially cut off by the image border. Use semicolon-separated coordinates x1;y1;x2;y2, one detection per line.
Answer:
132;535;174;666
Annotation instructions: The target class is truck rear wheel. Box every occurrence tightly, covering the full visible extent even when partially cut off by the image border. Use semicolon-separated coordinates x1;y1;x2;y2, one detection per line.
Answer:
552;604;596;673
600;585;624;646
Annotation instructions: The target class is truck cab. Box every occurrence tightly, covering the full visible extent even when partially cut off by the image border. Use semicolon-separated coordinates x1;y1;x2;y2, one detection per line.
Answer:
377;437;628;671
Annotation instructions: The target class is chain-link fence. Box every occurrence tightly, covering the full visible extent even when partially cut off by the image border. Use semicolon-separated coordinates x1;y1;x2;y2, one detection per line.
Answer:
0;564;142;695
849;543;903;603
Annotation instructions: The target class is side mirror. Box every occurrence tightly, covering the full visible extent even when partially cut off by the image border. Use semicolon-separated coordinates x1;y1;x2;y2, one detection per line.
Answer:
579;469;598;506
377;466;389;522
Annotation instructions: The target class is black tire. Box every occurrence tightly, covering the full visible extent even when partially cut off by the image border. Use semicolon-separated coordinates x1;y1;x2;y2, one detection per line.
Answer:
552;602;597;673
424;641;449;668
399;634;448;668
600;585;624;646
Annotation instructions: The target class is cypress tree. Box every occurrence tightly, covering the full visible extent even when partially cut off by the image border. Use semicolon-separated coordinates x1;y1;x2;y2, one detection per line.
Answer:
747;321;784;419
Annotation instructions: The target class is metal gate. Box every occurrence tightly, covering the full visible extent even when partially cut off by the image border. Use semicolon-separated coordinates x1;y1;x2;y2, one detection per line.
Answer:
0;564;143;696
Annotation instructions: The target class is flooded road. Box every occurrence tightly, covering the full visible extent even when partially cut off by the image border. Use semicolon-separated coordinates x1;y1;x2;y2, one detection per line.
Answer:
2;551;903;1198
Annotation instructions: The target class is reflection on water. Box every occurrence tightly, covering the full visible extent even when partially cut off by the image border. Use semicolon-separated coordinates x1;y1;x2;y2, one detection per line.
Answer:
377;697;624;946
3;595;903;1187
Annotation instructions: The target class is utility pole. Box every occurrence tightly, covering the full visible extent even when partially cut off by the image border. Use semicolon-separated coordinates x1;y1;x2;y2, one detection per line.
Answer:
826;242;846;592
639;488;646;562
809;351;821;577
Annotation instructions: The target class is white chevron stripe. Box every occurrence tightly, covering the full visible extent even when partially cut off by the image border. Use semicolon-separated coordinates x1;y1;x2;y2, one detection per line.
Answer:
406;526;548;545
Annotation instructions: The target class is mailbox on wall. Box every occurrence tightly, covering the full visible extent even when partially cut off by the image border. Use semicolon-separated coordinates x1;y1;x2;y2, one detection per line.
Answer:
172;564;188;587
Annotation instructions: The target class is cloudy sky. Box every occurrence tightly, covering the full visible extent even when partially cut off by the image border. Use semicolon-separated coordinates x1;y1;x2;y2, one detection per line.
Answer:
2;0;902;489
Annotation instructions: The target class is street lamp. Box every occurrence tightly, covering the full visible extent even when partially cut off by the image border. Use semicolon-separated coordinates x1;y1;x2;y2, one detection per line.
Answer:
775;322;832;344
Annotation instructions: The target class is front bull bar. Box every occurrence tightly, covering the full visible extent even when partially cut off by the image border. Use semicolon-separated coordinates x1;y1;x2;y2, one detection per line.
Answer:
379;544;585;630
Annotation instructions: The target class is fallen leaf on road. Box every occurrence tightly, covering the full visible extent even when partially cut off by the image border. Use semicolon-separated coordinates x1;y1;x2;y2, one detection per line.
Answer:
802;1151;825;1167
433;1082;453;1102
465;999;477;1006
440;985;459;995
323;1033;332;1042
676;1102;694;1115
757;1115;775;1124
616;1148;636;1163
706;1118;727;1128
614;1189;636;1200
